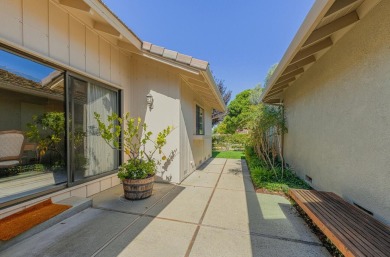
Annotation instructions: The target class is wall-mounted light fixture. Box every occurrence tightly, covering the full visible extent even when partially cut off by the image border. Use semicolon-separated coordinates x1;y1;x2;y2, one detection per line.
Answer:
146;93;154;110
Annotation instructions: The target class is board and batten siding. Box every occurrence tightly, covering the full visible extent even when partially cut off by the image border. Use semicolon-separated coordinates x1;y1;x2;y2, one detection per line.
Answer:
283;0;390;225
0;0;131;89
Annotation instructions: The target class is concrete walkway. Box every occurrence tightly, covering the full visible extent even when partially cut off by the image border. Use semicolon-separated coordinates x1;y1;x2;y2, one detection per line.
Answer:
0;159;330;257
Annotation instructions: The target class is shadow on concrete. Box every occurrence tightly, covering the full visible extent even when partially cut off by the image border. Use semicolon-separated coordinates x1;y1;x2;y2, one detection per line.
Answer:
242;159;327;257
0;182;185;257
90;182;186;256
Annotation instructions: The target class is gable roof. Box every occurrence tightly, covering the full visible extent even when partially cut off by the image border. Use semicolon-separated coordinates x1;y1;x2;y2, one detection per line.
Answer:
58;0;226;111
261;0;381;104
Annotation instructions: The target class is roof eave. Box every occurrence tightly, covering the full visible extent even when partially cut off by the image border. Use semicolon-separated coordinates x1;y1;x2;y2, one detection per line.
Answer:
260;0;335;102
84;0;142;50
202;67;227;112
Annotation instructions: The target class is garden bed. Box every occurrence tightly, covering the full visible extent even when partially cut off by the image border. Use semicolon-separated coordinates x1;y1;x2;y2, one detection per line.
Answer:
245;147;310;194
244;147;344;257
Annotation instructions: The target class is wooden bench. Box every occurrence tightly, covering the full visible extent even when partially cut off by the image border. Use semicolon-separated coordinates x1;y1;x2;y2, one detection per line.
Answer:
289;189;390;257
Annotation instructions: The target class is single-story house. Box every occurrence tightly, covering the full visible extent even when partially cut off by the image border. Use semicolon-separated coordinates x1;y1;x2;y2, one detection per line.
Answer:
0;0;225;218
261;0;389;225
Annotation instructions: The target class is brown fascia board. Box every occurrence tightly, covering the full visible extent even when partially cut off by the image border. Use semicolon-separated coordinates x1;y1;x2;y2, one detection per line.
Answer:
291;37;333;64
274;77;296;88
303;11;359;47
282;56;316;76
325;0;360;17
276;68;304;84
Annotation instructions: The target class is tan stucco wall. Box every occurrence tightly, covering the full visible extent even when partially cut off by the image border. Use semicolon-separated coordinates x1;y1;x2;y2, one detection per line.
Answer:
283;1;390;224
127;55;182;183
180;81;213;181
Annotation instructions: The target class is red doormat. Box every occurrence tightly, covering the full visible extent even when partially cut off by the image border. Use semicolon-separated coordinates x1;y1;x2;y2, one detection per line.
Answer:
0;199;71;241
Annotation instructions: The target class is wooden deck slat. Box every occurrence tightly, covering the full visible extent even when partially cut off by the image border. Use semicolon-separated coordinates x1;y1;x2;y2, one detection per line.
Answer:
310;191;390;248
290;190;365;257
300;190;390;256
319;192;390;245
299;190;388;257
290;189;390;257
298;190;381;257
325;192;390;239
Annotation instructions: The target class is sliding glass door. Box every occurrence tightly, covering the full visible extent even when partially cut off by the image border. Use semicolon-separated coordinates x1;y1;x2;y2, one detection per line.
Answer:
0;47;120;207
68;76;119;183
0;49;67;206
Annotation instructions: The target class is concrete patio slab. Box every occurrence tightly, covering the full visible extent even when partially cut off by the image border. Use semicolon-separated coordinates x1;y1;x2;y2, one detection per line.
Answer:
203;158;226;165
92;182;176;215
217;173;255;192
196;164;224;173
180;171;220;188
0;208;139;257
202;188;319;243
95;216;197;257
189;226;330;257
147;185;213;223
0;157;329;257
223;164;250;177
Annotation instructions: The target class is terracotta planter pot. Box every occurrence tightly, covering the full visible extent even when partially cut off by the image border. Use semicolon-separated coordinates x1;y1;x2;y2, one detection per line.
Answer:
122;175;155;200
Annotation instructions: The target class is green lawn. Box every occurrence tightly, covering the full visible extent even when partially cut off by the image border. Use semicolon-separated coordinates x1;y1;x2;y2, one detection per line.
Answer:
212;151;245;159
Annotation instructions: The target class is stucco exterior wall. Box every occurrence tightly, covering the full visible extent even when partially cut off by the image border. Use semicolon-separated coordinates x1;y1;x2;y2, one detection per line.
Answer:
180;81;212;181
127;55;182;183
283;1;390;224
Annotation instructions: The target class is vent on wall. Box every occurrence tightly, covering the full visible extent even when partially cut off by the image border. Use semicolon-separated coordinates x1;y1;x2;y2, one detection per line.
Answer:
305;175;313;183
353;202;373;216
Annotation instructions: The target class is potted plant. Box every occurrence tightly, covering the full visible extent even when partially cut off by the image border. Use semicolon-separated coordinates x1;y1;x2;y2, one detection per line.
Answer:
94;112;172;200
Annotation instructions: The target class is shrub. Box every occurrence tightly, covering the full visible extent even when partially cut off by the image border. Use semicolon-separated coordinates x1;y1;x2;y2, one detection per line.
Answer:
245;146;310;193
212;133;249;151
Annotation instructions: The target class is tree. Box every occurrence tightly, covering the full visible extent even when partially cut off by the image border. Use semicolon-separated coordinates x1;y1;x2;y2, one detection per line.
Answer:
247;63;288;178
264;63;278;87
218;89;252;134
212;77;232;126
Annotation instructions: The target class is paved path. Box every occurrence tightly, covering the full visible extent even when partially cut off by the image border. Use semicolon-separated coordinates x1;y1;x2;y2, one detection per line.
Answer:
1;158;330;257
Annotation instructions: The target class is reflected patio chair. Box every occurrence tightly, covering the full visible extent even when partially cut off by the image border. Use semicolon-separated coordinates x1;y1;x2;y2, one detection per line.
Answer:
0;130;25;168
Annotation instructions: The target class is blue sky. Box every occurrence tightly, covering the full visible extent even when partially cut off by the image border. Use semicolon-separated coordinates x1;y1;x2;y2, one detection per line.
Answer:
103;0;315;100
0;50;54;82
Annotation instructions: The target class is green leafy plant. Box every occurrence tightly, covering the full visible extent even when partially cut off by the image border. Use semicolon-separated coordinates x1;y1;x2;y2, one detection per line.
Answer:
94;112;172;180
26;112;65;163
245;146;310;193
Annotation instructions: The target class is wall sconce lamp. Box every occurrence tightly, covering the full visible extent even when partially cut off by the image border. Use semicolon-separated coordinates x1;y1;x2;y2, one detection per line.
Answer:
146;93;154;110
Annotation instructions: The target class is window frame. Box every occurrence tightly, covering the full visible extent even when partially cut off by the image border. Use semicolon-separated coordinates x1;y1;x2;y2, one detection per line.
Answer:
66;71;121;187
0;44;122;208
195;104;205;135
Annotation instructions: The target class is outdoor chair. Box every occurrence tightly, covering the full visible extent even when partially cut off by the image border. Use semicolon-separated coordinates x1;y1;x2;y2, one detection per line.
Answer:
0;130;25;168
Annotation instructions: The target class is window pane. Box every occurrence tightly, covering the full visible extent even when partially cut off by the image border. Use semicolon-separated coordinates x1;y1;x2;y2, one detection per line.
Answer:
69;77;118;181
196;105;204;135
0;49;66;204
